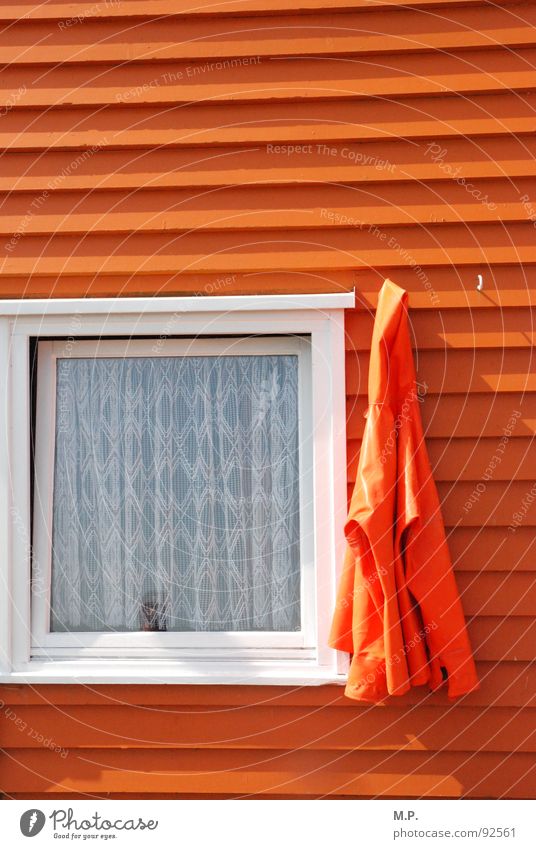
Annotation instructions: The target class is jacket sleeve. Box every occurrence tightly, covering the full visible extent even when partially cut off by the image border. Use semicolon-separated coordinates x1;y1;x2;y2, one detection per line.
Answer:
329;405;396;701
400;401;480;698
329;530;392;701
328;543;358;654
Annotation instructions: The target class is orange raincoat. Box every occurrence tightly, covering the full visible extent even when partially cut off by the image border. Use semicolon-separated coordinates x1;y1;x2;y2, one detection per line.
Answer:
329;279;479;702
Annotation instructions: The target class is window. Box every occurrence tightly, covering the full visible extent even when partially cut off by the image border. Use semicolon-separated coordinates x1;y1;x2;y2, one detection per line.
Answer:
0;293;353;683
33;337;312;651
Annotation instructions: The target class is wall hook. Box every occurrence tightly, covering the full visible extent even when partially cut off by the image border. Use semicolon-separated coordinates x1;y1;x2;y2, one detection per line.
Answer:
476;274;484;291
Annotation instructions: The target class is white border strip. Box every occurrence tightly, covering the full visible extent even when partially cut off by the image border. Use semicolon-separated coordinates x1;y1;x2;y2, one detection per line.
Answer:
0;292;355;316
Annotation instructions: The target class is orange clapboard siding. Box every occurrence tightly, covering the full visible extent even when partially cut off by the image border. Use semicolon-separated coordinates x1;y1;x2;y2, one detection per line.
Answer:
3;181;536;236
345;348;536;394
1;0;535;800
2;267;536;306
2;94;536;151
346;308;536;350
0;0;525;22
2;137;536;195
345;480;536;526
347;394;536;439
2;6;536;64
447;527;536;573
4;49;536;108
1;748;535;798
2;704;536;753
3;224;536;277
348;437;536;481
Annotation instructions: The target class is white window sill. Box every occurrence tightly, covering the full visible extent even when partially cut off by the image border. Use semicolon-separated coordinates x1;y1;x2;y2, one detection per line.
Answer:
1;660;347;686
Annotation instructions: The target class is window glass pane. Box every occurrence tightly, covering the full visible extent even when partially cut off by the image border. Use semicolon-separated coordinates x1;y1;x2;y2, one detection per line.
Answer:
50;353;301;632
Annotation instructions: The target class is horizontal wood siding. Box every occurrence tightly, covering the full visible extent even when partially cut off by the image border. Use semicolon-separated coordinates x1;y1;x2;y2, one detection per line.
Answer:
0;0;535;799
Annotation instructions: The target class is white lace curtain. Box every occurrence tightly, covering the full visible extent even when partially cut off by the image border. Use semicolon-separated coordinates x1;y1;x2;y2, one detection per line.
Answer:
50;353;301;633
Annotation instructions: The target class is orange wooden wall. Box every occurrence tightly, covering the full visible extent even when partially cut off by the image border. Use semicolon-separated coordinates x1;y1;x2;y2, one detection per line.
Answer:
1;0;535;799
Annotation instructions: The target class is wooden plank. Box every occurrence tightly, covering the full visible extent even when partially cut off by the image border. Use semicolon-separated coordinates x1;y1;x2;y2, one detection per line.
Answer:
345;348;536;395
348;438;536;482
3;136;536;194
0;273;535;310
0;793;421;799
0;0;514;23
350;480;536;528
0;747;533;797
438;481;536;528
401;290;536;309
428;436;536;482
458;573;536;616
346;308;536;351
346;480;536;526
347;394;536;439
353;265;536;300
1;271;535;310
2;92;536;152
2;223;536;275
468;617;536;662
3;179;536;237
4;48;536;109
2;7;536;65
1;704;535;752
448;526;536;573
0;271;356;299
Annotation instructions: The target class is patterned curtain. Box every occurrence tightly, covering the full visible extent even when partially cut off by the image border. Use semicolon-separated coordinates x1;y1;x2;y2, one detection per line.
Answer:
49;353;301;633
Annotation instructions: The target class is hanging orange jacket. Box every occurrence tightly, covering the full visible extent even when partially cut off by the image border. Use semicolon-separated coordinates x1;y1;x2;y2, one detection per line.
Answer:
329;279;479;702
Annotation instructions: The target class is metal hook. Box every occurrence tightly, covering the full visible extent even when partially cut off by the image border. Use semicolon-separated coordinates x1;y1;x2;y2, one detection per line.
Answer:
476;274;484;291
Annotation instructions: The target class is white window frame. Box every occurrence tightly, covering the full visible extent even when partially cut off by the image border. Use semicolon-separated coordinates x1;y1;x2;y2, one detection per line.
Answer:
0;292;353;684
